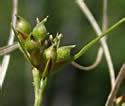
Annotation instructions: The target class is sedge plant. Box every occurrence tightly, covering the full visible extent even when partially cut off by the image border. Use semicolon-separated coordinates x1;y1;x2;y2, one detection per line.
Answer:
1;15;125;106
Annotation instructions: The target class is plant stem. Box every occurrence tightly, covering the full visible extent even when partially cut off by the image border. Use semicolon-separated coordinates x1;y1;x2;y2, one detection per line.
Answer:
76;0;115;88
74;0;104;71
72;0;109;71
33;78;47;106
0;42;18;56
32;68;40;106
105;64;125;106
0;0;18;88
39;78;47;106
73;18;125;60
33;59;50;106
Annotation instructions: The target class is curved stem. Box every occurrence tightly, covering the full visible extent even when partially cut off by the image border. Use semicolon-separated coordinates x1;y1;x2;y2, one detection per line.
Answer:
0;0;18;88
71;47;102;70
76;0;115;88
72;0;109;71
73;0;104;71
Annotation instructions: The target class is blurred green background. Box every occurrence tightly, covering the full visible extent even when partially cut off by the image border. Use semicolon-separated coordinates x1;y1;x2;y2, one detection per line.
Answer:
0;0;125;106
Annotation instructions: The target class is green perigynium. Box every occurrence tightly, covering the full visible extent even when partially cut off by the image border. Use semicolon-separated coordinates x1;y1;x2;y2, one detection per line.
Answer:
32;17;48;42
16;16;31;40
24;35;40;53
43;45;57;63
56;45;76;63
25;35;42;67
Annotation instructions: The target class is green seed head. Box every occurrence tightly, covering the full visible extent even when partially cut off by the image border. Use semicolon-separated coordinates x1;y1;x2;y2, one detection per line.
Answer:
32;18;47;42
16;16;31;35
56;45;76;63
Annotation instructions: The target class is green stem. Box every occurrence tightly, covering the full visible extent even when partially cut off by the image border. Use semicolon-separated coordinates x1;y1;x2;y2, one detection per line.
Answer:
34;78;47;106
35;60;50;106
38;78;47;106
33;59;50;106
73;18;125;60
32;68;40;106
42;59;50;79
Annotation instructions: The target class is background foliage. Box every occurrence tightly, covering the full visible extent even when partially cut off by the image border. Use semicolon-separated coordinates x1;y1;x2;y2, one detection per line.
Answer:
0;0;125;106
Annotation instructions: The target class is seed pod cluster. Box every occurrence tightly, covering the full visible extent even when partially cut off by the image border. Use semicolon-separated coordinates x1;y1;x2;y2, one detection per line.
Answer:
15;15;75;78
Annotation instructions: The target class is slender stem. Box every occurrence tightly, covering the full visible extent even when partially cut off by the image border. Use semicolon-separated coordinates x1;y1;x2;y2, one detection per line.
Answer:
105;64;125;106
36;60;50;106
76;0;102;34
73;18;125;60
71;48;102;70
32;68;40;106
73;0;104;71
33;60;49;106
0;42;18;56
0;0;18;88
102;0;108;32
34;78;48;106
38;78;47;106
42;60;50;79
72;0;109;71
76;0;115;88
